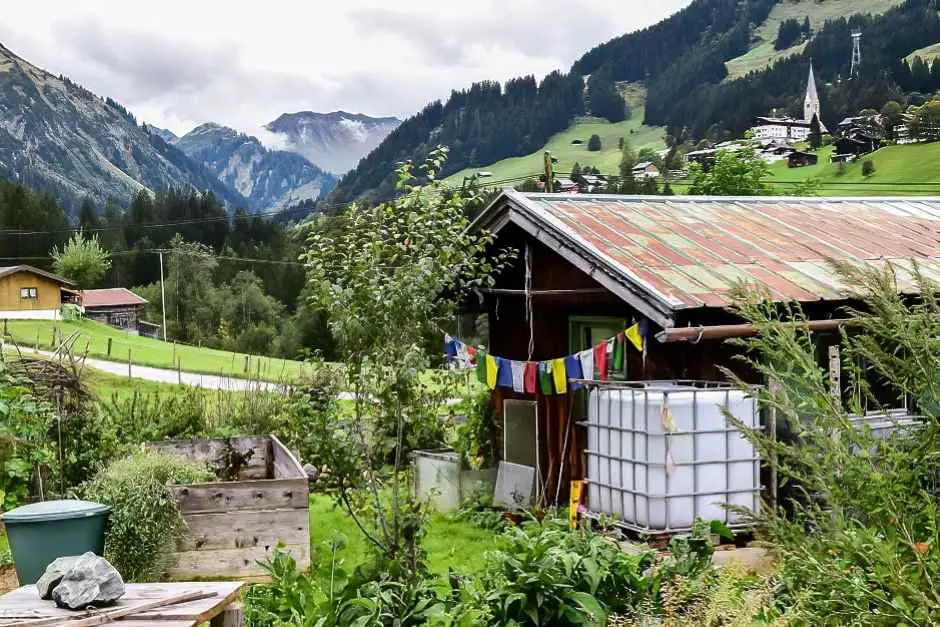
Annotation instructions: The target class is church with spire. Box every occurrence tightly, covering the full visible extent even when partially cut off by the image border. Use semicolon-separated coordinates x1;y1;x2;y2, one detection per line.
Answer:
751;62;826;142
803;61;826;131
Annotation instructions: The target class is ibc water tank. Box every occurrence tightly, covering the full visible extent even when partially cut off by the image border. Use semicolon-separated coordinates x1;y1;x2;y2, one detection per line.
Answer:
585;383;760;532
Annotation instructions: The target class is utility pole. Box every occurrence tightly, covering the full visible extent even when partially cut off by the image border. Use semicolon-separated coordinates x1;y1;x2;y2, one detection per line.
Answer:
543;151;555;193
159;250;167;341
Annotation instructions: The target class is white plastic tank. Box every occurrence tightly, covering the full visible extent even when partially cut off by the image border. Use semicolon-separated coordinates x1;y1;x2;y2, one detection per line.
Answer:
585;382;760;532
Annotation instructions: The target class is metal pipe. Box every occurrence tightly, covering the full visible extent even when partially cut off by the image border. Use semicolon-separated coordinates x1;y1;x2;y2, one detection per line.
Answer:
656;318;853;343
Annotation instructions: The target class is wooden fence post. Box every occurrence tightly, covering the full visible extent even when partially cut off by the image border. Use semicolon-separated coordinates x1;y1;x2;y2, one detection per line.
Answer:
128;348;132;378
3;319;7;336
35;330;39;351
178;358;182;385
173;341;177;364
244;355;249;373
107;337;112;357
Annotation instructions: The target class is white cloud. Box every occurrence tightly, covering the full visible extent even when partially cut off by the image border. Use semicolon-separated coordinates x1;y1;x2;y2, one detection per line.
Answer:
0;0;691;136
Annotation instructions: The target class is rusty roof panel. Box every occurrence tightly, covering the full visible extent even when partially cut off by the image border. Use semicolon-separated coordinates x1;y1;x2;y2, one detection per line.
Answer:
506;193;940;310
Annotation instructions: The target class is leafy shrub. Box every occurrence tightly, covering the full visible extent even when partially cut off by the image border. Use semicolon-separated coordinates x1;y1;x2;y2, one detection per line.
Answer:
99;387;208;444
453;388;496;470
82;451;212;581
721;264;940;623
457;518;655;624
246;538;446;627
0;368;53;509
862;158;876;177
587;134;602;151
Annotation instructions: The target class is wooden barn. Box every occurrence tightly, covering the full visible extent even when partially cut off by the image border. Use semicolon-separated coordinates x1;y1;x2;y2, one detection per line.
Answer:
468;191;940;500
82;287;148;331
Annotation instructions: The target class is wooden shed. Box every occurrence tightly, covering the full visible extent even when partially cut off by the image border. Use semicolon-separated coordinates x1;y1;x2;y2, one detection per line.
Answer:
146;435;310;579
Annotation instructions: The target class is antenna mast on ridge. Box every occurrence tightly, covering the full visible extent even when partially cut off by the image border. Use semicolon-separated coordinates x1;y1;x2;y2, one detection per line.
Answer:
850;30;862;79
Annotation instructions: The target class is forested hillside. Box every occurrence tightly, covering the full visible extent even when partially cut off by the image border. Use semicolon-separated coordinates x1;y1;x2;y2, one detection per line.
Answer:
0;175;331;358
333;0;940;202
330;73;586;203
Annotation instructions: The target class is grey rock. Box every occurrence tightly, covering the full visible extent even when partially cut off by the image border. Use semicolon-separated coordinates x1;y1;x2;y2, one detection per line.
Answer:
36;555;82;600
48;552;125;610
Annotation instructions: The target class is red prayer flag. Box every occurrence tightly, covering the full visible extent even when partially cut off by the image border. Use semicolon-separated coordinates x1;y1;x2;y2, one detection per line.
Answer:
594;341;608;381
524;361;538;394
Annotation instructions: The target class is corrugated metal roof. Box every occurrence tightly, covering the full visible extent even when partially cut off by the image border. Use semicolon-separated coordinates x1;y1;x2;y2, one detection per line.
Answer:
82;288;147;308
491;192;940;313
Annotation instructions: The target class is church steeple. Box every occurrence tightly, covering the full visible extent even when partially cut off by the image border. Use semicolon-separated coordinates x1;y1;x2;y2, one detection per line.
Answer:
804;61;822;124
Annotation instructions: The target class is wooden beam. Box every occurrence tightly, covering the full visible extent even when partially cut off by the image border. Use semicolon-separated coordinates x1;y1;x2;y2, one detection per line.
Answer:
656;319;853;343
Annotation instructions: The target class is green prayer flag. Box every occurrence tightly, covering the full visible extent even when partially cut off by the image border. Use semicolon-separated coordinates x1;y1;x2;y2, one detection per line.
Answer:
538;362;554;395
476;350;488;385
612;333;624;371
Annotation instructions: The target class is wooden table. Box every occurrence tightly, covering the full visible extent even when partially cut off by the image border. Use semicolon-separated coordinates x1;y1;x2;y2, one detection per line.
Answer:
0;581;244;626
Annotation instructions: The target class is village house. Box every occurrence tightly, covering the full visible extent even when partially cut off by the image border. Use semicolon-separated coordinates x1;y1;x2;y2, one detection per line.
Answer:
81;288;148;332
631;162;660;180
751;117;812;142
0;265;77;319
787;149;818;168
469;191;939;507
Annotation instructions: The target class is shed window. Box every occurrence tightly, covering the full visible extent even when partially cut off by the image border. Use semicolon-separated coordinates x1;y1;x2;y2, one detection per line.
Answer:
19;287;38;299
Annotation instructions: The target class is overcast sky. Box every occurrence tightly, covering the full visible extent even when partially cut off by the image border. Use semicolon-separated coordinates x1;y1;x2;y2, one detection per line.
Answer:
1;1;690;138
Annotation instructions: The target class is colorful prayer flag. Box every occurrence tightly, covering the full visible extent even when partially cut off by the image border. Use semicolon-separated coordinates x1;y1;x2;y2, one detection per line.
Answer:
524;362;538;394
612;333;625;371
538;361;554;395
485;354;498;389
593;341;608;381
510;360;526;393
578;349;594;381
444;334;457;360
565;354;583;390
496;357;514;389
552;358;568;394
476;350;488;384
626;322;644;352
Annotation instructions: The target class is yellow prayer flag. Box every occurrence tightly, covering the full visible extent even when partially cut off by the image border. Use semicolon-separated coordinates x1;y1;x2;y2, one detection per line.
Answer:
625;323;644;352
485;354;498;389
551;358;567;394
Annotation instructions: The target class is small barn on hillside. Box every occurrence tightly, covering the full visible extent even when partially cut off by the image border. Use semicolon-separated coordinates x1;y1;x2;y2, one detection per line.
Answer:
82;288;148;331
468;191;940;500
0;265;76;319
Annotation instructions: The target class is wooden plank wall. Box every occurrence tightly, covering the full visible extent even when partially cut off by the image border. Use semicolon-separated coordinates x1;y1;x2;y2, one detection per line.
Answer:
147;436;273;480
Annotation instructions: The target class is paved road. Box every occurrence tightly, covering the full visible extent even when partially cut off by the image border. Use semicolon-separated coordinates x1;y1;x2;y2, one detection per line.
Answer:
9;345;297;392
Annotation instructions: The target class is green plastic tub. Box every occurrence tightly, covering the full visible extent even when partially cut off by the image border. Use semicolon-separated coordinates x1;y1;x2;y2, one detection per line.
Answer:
1;500;110;584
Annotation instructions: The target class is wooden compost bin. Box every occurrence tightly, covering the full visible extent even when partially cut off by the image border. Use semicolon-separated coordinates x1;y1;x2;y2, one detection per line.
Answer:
146;435;310;579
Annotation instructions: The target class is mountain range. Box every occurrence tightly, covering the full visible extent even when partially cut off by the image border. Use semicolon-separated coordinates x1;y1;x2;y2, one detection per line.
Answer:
0;43;393;214
264;111;400;175
0;42;248;210
174;123;336;212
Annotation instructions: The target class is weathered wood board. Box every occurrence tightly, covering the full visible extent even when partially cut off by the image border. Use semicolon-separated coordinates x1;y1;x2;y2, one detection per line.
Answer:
0;582;243;626
146;435;310;579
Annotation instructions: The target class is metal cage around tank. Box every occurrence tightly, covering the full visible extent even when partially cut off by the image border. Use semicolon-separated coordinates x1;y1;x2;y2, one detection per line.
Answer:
578;380;765;534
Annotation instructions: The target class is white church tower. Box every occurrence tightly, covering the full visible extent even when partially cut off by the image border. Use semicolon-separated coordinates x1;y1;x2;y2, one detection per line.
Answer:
804;62;823;127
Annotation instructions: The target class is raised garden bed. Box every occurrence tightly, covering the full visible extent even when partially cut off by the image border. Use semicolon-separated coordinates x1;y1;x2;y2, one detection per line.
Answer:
146;435;310;579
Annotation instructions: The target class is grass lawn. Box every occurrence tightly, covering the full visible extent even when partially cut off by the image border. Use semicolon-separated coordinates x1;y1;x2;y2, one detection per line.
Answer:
308;493;502;587
82;368;206;401
725;0;904;80
2;319;314;383
906;41;940;64
447;84;666;185
765;143;940;196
